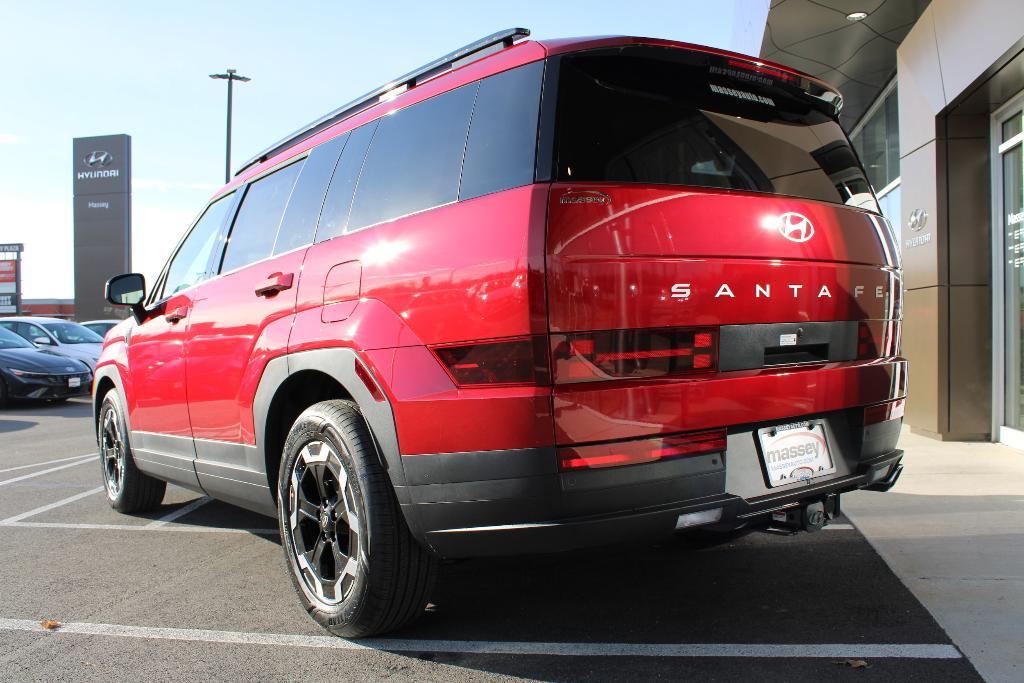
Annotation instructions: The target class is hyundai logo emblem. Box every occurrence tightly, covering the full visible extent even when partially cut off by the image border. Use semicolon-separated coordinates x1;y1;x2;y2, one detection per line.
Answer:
84;151;113;168
777;212;814;243
908;208;928;232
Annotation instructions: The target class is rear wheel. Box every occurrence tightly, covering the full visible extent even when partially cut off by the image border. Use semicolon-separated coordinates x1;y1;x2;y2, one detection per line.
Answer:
278;400;437;637
97;392;166;512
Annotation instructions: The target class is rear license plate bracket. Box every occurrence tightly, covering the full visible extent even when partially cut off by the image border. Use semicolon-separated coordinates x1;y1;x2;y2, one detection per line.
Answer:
757;421;835;487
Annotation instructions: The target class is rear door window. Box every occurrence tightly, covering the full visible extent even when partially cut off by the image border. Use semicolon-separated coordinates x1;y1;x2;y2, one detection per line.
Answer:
553;47;876;210
460;62;544;200
314;122;377;243
220;160;304;273
272;135;347;255
347;84;477;231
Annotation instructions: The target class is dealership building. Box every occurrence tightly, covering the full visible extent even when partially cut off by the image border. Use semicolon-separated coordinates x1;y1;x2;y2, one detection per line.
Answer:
762;0;1024;445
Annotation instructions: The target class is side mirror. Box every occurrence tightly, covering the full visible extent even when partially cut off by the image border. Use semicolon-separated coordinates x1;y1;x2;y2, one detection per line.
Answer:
33;336;53;346
105;273;147;322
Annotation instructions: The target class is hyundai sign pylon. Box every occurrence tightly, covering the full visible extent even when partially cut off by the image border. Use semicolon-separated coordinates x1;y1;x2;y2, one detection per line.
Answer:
72;134;131;320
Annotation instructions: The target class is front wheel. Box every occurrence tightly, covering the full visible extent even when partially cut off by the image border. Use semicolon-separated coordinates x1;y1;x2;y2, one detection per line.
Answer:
97;391;166;512
278;400;437;637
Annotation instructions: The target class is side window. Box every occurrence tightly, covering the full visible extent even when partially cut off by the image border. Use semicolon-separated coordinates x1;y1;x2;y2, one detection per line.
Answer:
315;122;377;242
272;135;347;255
220;160;304;273
25;323;49;343
347;84;478;231
460;62;544;200
161;194;234;298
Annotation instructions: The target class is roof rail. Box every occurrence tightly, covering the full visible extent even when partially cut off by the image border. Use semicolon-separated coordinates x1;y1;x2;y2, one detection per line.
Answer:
235;27;531;178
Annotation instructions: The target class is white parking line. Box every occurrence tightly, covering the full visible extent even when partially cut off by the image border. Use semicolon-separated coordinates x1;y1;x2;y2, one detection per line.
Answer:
824;523;855;530
0;453;96;474
0;455;95;487
0;617;963;659
1;521;278;535
0;486;105;524
146;497;213;528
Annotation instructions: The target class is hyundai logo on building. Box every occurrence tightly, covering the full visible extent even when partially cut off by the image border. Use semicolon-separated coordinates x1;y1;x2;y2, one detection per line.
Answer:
908;208;928;232
83;150;113;168
77;150;119;180
777;212;814;243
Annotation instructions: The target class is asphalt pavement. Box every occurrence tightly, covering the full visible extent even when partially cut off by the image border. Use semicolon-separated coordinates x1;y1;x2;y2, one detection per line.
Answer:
0;398;982;681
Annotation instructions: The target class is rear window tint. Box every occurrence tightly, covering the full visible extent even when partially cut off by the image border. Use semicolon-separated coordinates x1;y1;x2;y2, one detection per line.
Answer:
273;135;347;255
347;84;477;231
460;62;543;201
554;48;876;210
315;122;377;243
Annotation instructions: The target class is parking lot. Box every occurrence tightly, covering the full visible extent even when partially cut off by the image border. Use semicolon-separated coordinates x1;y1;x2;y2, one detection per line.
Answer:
0;398;981;681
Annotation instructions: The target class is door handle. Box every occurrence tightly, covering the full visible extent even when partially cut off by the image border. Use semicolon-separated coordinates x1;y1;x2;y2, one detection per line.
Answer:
165;305;188;323
255;272;294;297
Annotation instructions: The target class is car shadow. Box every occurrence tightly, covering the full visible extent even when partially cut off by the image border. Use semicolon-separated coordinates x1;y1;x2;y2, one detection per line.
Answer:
0;418;38;433
1;396;92;419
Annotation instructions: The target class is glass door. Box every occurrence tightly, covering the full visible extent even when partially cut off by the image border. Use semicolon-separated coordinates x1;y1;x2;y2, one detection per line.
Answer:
998;104;1024;437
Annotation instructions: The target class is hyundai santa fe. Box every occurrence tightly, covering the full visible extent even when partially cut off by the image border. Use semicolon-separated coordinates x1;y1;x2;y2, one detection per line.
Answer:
93;29;906;637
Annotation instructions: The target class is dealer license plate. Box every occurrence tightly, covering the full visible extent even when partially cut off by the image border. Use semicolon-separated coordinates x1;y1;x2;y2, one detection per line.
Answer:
758;422;835;487
68;377;81;388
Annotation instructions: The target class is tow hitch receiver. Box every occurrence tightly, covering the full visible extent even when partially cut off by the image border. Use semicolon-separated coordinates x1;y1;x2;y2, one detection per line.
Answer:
769;495;839;533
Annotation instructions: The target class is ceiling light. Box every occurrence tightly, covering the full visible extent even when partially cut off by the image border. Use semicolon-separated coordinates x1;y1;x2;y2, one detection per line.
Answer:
846;11;869;21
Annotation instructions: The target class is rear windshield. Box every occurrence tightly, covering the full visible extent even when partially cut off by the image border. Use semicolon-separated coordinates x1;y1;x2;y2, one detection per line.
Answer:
553;47;877;211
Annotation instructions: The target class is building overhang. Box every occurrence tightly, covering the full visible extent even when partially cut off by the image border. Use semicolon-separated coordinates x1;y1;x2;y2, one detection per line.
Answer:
759;0;931;131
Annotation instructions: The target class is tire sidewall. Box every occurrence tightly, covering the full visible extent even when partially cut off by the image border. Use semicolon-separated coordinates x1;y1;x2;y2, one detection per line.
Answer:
278;408;374;632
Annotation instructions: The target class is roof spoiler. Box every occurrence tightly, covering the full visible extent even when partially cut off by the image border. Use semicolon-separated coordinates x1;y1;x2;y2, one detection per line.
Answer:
235;27;531;178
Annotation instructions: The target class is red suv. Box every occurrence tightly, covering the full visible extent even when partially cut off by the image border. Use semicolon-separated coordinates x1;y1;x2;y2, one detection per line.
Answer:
95;29;906;637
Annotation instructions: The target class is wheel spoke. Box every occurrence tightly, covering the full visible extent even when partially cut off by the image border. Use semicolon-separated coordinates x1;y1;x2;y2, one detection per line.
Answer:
297;497;319;522
331;540;351;576
312;463;331;501
310;536;328;571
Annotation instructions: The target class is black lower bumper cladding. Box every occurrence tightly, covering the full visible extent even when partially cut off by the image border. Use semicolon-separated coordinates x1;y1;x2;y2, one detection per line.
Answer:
396;407;904;558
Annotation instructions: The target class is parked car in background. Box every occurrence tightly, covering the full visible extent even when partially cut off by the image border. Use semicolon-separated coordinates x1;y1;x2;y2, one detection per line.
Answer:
0;326;91;405
80;319;123;338
0;316;103;370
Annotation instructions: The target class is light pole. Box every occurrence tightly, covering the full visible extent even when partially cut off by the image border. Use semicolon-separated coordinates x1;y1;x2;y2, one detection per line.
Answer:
209;68;251;183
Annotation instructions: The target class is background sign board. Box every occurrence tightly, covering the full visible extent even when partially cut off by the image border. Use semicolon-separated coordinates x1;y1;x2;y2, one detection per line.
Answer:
72;135;131;320
0;243;21;314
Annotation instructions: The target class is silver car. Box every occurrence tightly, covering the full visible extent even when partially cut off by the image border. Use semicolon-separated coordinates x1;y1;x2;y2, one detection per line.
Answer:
0;316;103;370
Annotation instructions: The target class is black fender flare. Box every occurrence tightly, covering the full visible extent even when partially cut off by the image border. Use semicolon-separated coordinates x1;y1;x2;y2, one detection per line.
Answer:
253;346;410;489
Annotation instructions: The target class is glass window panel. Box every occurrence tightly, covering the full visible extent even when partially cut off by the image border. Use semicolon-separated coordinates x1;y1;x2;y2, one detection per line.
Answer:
221;161;304;273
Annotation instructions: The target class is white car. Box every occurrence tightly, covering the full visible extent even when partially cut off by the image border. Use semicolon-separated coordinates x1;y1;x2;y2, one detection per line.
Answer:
80;319;124;338
0;316;103;370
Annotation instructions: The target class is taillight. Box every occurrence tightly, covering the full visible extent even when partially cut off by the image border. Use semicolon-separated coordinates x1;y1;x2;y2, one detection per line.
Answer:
858;320;900;360
857;321;879;359
432;336;550;387
864;398;905;425
551;327;717;383
559;429;726;471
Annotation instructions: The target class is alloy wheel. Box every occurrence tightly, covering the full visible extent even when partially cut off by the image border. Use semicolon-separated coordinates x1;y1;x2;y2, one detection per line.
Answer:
100;407;125;499
287;440;361;605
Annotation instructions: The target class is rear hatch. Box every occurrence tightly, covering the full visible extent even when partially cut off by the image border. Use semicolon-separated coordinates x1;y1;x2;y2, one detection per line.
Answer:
544;45;902;446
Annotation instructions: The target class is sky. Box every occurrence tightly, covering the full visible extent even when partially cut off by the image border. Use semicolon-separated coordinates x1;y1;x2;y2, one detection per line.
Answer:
0;0;769;300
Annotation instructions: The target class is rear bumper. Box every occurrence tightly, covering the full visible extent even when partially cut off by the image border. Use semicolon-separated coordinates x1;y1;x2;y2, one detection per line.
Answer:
396;408;903;558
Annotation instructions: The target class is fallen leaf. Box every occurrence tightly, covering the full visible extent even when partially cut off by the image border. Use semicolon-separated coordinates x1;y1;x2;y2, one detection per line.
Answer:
833;659;870;669
40;619;62;631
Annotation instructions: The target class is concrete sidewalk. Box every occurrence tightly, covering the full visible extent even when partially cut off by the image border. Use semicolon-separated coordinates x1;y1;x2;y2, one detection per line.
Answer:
844;428;1024;683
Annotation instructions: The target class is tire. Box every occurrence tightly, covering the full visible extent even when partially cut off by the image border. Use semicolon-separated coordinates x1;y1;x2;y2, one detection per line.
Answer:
97;391;166;513
0;377;7;408
278;399;437;638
